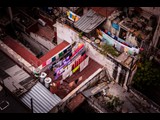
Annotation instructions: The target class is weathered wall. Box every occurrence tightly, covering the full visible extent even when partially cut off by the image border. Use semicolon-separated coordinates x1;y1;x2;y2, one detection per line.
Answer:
30;32;55;50
56;22;80;44
140;7;160;16
0;40;35;74
22;33;48;55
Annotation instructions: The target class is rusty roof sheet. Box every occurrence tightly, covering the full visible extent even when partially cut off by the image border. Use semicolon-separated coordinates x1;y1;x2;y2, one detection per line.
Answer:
91;7;118;18
66;93;85;112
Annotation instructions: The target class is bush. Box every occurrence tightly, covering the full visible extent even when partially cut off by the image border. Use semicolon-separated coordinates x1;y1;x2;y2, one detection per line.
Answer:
100;44;119;57
133;59;160;91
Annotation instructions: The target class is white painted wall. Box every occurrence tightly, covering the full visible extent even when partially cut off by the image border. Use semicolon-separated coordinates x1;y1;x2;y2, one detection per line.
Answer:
56;22;133;89
56;22;80;44
84;40;132;89
30;32;55;50
123;70;129;90
85;41;119;79
57;37;64;45
116;66;121;83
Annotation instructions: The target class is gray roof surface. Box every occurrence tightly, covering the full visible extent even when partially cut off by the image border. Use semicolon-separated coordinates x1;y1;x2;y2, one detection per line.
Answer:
74;9;106;33
20;82;61;113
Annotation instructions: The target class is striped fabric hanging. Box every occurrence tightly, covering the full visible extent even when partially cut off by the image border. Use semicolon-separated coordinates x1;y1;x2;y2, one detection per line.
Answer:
72;15;75;20
70;13;72;19
78;57;82;64
76;60;78;67
46;58;52;65
67;11;70;16
72;64;74;70
72;65;80;73
42;62;46;67
120;46;124;53
128;49;133;55
75;16;79;22
124;47;128;53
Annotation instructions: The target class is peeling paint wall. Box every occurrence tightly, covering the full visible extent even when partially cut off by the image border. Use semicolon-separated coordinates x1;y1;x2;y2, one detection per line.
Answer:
30;32;55;50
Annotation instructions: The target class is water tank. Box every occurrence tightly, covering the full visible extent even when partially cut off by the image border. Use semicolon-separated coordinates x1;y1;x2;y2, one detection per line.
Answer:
44;77;52;88
39;72;47;83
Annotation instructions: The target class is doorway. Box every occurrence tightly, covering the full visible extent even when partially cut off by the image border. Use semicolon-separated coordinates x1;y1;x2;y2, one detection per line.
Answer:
119;28;127;40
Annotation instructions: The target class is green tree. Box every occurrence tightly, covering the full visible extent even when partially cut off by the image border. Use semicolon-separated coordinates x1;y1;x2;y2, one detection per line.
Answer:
133;60;160;91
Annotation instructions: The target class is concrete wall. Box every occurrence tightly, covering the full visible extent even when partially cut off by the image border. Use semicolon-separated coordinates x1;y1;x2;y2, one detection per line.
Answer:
141;7;160;16
0;41;35;74
56;22;136;90
22;33;48;55
56;22;80;44
57;37;64;45
84;40;134;89
30;32;55;50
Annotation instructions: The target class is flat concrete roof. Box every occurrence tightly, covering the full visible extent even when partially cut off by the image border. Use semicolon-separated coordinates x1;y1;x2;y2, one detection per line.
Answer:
36;25;55;41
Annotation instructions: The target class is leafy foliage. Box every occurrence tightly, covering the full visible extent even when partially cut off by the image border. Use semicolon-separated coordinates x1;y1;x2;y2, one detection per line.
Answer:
106;96;124;111
79;32;83;38
100;44;119;57
133;59;160;91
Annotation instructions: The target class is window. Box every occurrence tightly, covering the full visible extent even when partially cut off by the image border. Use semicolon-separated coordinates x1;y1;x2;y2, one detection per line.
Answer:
112;65;118;80
118;69;126;87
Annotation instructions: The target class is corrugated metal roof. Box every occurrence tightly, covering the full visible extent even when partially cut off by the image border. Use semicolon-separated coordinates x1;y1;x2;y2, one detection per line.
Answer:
74;9;106;33
20;82;61;113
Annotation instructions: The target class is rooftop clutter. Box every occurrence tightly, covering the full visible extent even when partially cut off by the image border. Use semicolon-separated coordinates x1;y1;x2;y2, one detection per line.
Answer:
35;43;91;98
95;7;156;55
